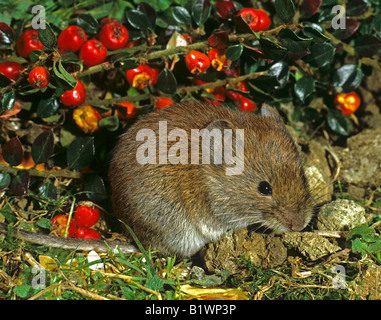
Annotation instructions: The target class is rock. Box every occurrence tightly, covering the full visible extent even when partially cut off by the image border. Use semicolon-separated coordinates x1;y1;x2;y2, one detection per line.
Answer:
302;139;334;205
282;232;341;261
199;229;287;274
316;199;366;231
353;263;381;300
335;127;381;187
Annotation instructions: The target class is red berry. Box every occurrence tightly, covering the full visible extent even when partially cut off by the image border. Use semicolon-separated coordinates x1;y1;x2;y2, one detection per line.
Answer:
256;9;271;31
0;61;24;81
208;48;231;71
125;64;158;90
16;30;44;58
155;97;175;109
28;66;50;89
237;8;260;32
115;101;137;119
99;22;129;50
238;98;257;112
79;39;108;67
185;50;210;75
51;214;77;238
57;26;87;52
74;205;101;228
75;227;101;240
60;79;86;106
334;92;361;115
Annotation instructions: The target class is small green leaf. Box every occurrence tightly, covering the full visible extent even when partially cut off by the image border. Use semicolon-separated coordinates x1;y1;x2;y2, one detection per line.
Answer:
31;130;54;165
0;172;11;191
38;22;56;49
126;10;150;31
84;175;107;201
77;14;99;34
225;44;243;61
333;64;363;92
98;114;119;132
259;38;288;60
274;0;295;23
157;68;177;94
327;109;349;136
172;6;192;25
279;28;312;52
192;0;212;27
303;26;329;43
38;182;58;201
303;42;335;68
58;59;77;87
1;90;16;112
351;238;368;254
348;224;375;240
14;285;33;298
294;76;315;102
67;137;95;170
37;96;60;118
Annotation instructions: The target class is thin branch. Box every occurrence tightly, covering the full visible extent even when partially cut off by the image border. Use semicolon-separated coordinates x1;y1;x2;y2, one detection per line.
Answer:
0;163;82;179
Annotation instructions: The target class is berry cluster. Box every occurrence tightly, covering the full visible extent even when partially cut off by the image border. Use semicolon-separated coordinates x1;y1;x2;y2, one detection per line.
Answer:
51;204;101;239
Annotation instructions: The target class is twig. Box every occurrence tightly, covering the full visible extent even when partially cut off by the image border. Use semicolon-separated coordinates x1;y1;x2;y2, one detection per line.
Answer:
85;71;268;107
0;163;82;179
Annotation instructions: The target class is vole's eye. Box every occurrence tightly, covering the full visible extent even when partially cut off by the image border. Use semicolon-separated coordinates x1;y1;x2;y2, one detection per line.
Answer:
258;181;272;196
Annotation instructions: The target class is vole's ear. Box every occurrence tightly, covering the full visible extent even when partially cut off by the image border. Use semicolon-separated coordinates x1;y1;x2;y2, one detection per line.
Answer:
261;103;284;124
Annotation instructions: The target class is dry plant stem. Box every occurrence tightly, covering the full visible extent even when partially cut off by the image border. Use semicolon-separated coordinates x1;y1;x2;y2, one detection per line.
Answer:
0;163;82;179
99;271;162;299
86;71;268;107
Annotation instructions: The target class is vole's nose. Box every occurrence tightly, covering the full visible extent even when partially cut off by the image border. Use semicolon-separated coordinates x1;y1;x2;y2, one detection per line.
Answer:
281;208;305;232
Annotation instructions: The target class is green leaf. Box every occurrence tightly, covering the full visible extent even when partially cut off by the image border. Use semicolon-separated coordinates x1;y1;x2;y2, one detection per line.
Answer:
31;130;54;165
36;96;60;118
348;224;375;240
98;114;120;132
126;10;150;31
268;61;289;88
368;242;381;254
0;203;17;223
351;238;368;254
157;68;177;94
303;42;335;68
38;182;58;201
327;109;349;136
2;136;23;166
354;34;381;58
67;137;95;170
172;6;192;25
225;44;243;61
0;172;11;191
137;2;157;30
303;26;329;43
279;28;312;52
192;0;212;27
84;175;107;202
37;22;56;49
77;14;99;34
1;90;16;112
294;76;315;102
14;285;33;298
259;38;288;60
274;0;295;23
58;59;77;86
333;64;363;92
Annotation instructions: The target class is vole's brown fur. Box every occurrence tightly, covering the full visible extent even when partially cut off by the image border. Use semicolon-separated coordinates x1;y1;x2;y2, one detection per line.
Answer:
109;101;313;257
